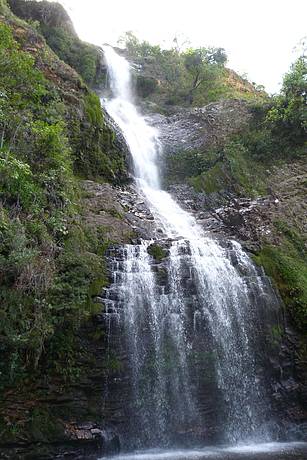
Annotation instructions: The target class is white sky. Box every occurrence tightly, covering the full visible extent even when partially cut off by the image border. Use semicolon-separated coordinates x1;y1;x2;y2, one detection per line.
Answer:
56;0;306;93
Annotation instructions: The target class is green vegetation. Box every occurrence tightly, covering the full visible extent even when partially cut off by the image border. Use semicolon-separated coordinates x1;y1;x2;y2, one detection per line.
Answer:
0;0;10;15
188;139;268;196
120;32;265;107
71;91;127;181
136;75;158;98
165;141;267;196
254;221;307;331
183;47;227;105
8;0;104;87
266;56;306;147
242;55;306;163
147;243;168;261
165;54;306;196
41;24;104;87
0;15;125;389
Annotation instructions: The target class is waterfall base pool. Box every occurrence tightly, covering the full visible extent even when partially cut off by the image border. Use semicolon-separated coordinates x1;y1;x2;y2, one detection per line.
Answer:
99;443;307;460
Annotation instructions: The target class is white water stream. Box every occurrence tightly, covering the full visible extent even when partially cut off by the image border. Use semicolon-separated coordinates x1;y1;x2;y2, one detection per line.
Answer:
102;46;279;449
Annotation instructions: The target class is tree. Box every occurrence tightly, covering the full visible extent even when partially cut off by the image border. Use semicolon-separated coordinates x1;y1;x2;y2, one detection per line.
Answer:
206;47;228;65
266;55;307;145
183;47;227;104
118;31;162;59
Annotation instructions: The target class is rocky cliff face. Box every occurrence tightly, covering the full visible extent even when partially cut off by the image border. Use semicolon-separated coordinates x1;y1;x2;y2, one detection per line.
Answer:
151;99;253;156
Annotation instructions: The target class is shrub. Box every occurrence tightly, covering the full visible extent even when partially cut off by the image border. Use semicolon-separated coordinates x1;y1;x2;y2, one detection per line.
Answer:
40;25;103;87
136;75;158;98
148;243;167;261
0;153;44;212
266;56;307;146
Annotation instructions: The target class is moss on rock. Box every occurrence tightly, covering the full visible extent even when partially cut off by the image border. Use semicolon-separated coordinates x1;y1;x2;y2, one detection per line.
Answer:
148;243;168;261
177;140;267;197
253;222;307;331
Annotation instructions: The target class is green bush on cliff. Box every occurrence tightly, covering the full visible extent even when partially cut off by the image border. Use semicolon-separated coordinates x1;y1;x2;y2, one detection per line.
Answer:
0;154;43;211
0;24;42;80
182;46;227;105
70;91;127;181
242;55;306;163
50;225;108;317
148;243;167;261
136;75;158;98
266;56;306;147
165;150;210;184
84;92;103;125
41;25;104;87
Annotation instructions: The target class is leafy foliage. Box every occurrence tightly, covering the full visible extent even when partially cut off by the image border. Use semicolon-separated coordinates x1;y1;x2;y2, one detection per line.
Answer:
41;25;104;87
147;243;168;261
0;20;123;387
183;47;227;104
266;56;307;146
119;32;263;107
240;56;307;163
0;154;43;211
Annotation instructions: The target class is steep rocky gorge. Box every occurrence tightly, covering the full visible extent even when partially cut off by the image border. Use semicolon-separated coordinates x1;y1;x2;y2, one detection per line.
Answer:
0;1;306;459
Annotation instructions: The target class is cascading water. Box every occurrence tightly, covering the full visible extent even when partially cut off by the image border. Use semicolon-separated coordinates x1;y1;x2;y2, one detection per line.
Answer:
101;46;280;450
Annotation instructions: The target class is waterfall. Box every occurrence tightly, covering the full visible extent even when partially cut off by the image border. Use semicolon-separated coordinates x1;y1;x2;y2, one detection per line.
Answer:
101;46;279;449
